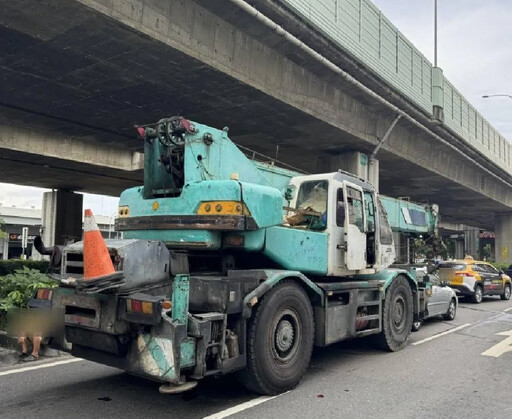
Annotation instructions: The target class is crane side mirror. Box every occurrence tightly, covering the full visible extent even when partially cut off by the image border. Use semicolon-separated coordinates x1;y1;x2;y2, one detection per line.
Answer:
284;185;295;202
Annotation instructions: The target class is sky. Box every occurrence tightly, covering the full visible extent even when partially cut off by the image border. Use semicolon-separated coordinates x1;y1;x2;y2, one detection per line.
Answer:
1;0;511;213
0;184;119;217
371;0;512;138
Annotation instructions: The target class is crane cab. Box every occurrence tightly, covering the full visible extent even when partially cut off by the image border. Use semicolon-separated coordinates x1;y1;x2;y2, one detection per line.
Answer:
287;171;395;276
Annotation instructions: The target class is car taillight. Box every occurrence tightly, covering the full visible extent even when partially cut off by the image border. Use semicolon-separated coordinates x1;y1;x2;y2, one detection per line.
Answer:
36;289;53;300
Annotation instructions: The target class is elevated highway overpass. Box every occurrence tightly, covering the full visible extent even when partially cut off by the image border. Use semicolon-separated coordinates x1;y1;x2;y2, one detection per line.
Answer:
1;0;512;260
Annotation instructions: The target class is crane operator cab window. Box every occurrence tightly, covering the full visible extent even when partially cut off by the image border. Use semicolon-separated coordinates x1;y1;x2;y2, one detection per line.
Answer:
364;191;376;265
346;187;364;232
337;188;364;230
291;180;328;230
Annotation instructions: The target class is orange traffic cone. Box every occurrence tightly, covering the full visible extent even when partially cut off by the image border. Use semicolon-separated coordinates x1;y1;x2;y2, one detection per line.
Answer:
83;209;115;280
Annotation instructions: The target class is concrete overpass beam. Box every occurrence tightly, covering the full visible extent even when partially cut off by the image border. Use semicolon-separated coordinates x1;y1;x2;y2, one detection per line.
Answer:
41;190;83;249
0;124;144;171
495;213;512;265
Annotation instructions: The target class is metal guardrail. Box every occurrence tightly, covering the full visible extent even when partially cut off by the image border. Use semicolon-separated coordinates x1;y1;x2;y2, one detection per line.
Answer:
281;0;511;172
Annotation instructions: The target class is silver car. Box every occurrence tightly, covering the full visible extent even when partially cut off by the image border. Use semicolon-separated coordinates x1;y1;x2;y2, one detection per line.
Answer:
411;266;458;331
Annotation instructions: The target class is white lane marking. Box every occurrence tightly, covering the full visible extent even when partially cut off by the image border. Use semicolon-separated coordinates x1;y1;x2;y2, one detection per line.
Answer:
203;392;289;419
504;307;512;312
412;323;472;346
0;358;83;377
482;330;512;357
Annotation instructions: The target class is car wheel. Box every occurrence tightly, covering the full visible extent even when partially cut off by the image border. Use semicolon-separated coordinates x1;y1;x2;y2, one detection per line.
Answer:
471;286;483;304
501;284;511;301
237;280;314;395
443;299;456;320
412;321;422;332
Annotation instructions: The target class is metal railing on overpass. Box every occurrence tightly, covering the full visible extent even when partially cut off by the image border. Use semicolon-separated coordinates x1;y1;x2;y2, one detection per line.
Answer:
280;0;511;172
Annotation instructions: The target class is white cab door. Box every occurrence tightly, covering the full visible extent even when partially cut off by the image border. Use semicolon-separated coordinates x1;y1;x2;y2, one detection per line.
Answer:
343;182;367;271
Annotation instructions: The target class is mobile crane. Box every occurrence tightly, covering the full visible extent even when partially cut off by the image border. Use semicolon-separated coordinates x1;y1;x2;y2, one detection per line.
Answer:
37;117;438;395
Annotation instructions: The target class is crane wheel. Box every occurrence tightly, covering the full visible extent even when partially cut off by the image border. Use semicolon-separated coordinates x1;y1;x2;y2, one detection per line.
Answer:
237;280;314;395
376;275;413;352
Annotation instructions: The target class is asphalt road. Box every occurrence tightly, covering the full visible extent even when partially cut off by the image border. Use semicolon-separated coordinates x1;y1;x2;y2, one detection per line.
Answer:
1;296;512;419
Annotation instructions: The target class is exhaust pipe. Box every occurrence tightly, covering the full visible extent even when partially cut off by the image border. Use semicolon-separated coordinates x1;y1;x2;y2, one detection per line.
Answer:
34;235;62;268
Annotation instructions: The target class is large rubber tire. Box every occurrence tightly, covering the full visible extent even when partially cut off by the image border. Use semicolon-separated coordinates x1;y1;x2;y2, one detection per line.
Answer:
237;280;315;395
442;299;457;320
501;284;511;301
471;285;483;304
376;275;413;352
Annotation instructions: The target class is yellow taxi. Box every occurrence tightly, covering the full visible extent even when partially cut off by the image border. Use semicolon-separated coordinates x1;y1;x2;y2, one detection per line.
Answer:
438;256;511;303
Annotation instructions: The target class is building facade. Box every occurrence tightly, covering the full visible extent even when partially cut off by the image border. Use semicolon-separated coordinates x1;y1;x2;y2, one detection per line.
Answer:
0;205;117;260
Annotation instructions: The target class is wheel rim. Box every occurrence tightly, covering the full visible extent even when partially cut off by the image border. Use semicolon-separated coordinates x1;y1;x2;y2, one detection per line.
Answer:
391;292;407;334
272;308;300;363
413;321;421;329
448;301;455;318
476;288;482;302
506;287;511;299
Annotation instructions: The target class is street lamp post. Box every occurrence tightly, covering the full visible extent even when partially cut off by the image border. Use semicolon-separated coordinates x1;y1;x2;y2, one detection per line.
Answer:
482;94;512;100
434;0;438;67
108;213;117;239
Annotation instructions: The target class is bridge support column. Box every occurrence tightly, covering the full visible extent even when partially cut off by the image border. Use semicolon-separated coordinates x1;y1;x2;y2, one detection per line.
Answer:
464;227;480;259
325;152;379;190
495;213;512;265
454;239;465;259
40;190;83;249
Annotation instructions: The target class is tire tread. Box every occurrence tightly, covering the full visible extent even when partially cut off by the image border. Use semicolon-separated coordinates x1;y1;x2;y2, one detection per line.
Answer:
238;280;315;395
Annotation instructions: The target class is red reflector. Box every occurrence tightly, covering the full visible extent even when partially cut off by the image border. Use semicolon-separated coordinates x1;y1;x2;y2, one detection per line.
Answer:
181;118;192;132
136;127;146;139
131;300;143;313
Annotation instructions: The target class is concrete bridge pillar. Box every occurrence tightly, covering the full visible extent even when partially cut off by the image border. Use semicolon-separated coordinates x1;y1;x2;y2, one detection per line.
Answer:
454;239;465;260
495;213;512;265
40;190;83;249
464;227;480;259
323;152;379;191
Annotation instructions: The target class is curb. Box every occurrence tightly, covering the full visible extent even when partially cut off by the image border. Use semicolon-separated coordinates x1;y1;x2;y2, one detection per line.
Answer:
0;347;19;366
0;331;17;350
0;331;63;358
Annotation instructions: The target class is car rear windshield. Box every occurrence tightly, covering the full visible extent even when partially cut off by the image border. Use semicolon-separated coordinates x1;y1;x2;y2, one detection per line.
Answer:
438;262;466;270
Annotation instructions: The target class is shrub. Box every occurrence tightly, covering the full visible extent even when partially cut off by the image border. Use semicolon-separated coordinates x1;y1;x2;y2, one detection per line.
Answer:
0;267;57;311
0;259;50;276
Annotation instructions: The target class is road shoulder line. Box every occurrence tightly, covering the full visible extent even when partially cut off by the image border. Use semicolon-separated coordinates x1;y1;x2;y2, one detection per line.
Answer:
0;357;83;376
203;392;289;419
412;323;472;346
